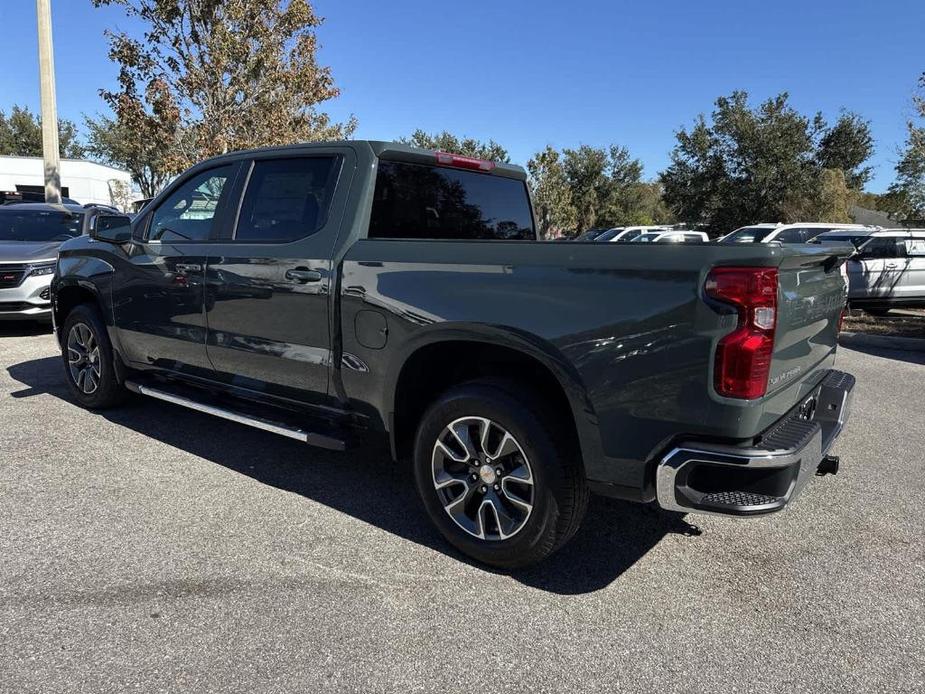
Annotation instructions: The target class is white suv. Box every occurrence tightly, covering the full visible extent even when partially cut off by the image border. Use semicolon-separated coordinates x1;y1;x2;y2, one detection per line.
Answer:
720;222;877;245
595;225;671;243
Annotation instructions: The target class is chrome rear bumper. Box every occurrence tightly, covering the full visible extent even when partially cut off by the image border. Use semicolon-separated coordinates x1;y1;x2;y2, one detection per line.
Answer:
656;370;854;516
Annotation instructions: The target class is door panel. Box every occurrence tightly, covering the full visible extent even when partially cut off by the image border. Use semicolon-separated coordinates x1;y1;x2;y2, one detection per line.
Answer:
847;237;904;301
899;239;925;300
114;243;212;374
113;163;239;375
204;149;355;403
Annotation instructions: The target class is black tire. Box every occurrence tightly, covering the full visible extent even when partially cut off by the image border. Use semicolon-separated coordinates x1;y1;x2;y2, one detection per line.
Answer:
864;308;890;317
60;303;126;409
413;380;589;569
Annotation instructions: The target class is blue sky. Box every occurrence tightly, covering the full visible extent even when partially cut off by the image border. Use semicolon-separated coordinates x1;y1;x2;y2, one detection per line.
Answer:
1;0;923;191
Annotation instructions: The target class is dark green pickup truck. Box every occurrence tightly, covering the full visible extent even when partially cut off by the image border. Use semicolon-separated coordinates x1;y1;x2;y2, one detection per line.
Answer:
51;141;855;568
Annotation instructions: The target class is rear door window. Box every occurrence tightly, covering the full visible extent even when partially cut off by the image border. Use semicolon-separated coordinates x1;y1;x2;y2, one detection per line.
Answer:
234;156;340;243
369;160;535;240
860;238;905;259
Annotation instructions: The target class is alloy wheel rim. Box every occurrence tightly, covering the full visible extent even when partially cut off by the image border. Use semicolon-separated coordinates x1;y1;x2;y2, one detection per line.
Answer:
67;323;101;395
431;416;535;541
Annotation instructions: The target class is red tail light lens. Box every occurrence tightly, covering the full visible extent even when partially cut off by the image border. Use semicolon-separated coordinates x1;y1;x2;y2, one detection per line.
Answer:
705;267;779;399
434;151;496;172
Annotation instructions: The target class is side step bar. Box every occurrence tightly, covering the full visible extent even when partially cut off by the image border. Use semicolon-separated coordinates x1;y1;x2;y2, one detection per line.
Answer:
124;380;347;451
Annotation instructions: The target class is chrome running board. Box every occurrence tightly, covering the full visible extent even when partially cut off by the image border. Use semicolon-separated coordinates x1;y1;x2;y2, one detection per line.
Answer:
124;380;347;451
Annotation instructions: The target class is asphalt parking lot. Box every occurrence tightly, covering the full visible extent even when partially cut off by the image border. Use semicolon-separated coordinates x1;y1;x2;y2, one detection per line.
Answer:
1;324;923;693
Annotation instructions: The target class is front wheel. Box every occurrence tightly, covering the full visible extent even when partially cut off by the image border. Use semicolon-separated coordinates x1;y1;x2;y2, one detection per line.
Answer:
413;380;588;569
60;303;125;409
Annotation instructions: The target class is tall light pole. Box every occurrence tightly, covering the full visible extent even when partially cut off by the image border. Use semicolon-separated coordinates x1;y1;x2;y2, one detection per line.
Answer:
36;0;61;204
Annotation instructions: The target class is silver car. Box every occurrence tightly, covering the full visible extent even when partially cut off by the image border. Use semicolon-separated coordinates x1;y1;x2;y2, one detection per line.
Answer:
0;203;91;323
842;230;925;315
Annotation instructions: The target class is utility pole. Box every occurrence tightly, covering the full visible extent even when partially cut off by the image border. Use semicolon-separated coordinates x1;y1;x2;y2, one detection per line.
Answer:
36;0;61;204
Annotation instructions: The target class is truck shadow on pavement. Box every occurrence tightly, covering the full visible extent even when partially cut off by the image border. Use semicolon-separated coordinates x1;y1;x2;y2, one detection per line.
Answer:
7;355;702;595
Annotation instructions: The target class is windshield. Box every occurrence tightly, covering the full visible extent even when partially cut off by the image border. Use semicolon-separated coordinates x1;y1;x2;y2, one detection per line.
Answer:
614;229;645;243
0;209;84;242
721;226;776;243
594;228;623;241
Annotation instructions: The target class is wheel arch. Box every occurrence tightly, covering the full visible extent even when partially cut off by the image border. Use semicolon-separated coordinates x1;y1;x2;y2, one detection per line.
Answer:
387;325;601;475
52;279;106;343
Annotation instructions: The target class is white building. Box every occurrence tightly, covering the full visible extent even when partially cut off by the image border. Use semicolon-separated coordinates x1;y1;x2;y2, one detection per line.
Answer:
0;155;134;210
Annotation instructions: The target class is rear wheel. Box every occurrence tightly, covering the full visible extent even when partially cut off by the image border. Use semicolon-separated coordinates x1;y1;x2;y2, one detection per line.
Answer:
60;304;125;409
413;380;588;569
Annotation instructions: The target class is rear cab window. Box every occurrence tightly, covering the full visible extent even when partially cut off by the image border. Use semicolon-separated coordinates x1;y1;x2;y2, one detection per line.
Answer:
368;160;535;240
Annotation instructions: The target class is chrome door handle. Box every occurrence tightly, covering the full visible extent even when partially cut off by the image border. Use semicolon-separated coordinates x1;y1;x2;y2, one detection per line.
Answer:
175;263;202;273
285;268;322;283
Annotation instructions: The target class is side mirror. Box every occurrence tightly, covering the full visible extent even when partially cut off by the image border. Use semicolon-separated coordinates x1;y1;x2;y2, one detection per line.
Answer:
92;214;133;243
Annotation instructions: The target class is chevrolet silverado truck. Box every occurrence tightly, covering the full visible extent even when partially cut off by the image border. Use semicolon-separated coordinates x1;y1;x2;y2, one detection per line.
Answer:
51;141;855;568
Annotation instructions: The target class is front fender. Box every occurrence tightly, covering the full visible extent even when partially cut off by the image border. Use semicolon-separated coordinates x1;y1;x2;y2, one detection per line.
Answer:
52;251;118;347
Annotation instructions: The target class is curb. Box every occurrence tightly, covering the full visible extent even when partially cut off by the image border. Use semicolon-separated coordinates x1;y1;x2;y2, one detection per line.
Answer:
839;331;925;353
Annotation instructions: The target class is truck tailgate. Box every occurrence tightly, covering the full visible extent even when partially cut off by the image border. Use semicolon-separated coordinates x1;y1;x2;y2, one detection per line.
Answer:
768;247;853;395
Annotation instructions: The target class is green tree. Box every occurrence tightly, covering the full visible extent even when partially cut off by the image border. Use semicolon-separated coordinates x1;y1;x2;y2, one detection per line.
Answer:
527;143;657;236
84;114;171;199
817;112;874;189
560;144;613;232
561;144;645;231
0;105;84;158
661;91;874;233
888;74;925;221
90;0;356;183
526;145;575;238
782;168;853;223
623;181;675;226
399;129;510;162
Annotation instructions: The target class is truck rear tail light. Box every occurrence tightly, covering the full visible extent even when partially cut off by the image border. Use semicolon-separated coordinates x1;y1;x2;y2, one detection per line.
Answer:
434;151;496;172
705;267;779;399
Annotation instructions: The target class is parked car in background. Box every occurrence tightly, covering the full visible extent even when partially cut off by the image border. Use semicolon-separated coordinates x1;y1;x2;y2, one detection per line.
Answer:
572;227;612;241
52;141;855;568
2;190;82;206
720;223;876;245
631;230;709;243
838;230;925;315
0;203;131;322
596;225;670;242
808;228;879;249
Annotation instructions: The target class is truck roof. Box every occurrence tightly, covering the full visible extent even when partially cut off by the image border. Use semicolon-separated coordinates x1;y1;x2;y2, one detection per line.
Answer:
367;141;527;181
181;140;528;182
